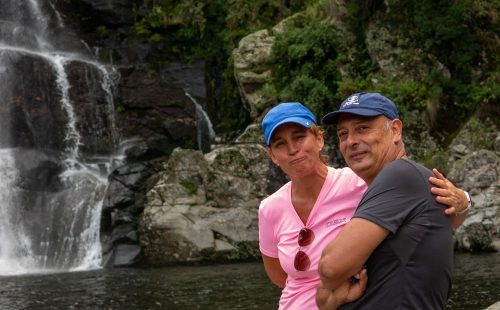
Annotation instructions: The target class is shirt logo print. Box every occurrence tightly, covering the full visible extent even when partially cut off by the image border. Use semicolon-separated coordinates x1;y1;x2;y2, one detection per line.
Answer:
326;217;347;227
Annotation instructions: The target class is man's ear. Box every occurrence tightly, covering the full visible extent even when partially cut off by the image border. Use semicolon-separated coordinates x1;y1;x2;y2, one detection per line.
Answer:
391;119;403;142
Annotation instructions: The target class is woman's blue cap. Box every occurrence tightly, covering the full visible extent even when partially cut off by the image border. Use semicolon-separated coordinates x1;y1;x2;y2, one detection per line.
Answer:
261;102;317;145
322;92;399;125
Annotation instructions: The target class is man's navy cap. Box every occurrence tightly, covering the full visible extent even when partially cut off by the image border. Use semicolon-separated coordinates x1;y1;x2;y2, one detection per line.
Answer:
262;102;317;145
322;92;399;125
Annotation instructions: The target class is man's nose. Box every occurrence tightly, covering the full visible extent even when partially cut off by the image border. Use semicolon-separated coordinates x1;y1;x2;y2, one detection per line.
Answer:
345;133;358;147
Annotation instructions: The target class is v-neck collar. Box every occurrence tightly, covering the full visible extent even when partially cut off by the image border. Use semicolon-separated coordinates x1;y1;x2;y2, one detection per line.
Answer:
288;168;333;226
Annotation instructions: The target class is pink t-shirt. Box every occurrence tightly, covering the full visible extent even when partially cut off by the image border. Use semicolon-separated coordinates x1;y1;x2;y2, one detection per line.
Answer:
259;167;367;310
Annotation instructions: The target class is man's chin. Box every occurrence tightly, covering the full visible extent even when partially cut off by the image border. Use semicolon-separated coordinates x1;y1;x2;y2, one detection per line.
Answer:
347;162;369;176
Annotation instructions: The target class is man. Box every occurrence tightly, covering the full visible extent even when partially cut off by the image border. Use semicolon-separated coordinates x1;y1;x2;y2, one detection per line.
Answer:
316;93;469;309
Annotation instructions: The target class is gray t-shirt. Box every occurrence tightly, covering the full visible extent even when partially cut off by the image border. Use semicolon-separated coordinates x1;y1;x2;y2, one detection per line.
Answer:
341;159;453;310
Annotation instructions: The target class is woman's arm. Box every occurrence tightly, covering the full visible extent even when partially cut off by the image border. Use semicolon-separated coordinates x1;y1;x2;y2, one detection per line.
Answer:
262;254;287;288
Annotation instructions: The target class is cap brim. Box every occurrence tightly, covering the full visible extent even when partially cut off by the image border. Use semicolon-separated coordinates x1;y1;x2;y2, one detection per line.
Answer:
266;117;313;145
322;108;384;125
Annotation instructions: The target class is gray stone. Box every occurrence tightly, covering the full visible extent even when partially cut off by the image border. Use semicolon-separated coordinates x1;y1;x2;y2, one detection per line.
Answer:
234;123;265;144
445;117;500;252
138;144;279;265
112;244;142;267
232;14;306;119
485;301;500;310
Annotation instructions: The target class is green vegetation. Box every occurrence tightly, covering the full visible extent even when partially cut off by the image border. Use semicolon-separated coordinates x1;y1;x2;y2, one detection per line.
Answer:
124;0;312;132
180;179;198;195
268;0;498;140
101;0;498;147
115;104;126;113
270;19;339;117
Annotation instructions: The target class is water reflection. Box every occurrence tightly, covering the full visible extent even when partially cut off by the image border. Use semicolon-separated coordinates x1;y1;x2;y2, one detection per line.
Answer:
0;252;498;309
447;252;500;310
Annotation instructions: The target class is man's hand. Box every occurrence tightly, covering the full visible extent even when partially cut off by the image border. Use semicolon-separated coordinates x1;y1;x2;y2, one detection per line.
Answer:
429;168;468;215
316;269;368;310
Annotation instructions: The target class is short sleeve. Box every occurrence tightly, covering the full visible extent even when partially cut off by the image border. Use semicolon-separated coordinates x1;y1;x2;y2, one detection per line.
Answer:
353;160;430;234
258;202;279;258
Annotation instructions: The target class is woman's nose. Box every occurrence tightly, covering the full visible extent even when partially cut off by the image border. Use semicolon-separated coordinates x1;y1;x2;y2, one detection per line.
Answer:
287;142;299;154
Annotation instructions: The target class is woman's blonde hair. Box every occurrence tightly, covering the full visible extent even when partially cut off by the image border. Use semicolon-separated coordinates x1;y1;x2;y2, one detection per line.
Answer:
309;124;329;165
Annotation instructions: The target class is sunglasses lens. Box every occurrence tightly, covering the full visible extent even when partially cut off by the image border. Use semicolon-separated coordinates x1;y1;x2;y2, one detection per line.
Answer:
294;250;310;271
298;227;314;246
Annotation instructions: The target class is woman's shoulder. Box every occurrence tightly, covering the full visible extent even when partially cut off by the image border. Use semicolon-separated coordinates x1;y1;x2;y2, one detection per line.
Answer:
260;180;292;210
327;166;366;187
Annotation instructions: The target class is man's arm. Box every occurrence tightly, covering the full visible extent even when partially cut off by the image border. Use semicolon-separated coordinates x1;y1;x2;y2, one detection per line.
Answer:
318;218;389;291
262;254;287;288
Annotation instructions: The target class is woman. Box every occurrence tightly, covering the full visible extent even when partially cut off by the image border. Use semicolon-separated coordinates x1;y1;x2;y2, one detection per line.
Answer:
258;102;468;309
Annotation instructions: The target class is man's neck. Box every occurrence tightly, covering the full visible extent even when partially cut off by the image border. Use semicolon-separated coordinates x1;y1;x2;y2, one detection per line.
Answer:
363;148;407;185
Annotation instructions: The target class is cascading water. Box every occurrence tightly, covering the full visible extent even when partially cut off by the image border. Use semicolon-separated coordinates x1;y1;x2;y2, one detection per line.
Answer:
0;1;121;274
185;93;215;153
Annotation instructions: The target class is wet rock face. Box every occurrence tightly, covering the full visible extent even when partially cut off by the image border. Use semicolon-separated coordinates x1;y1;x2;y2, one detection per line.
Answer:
0;54;117;156
116;69;198;161
63;0;139;27
66;60;120;156
0;53;65;150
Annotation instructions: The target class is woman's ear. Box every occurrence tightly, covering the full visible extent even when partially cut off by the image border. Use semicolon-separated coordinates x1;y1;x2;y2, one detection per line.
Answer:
318;133;325;151
268;147;279;165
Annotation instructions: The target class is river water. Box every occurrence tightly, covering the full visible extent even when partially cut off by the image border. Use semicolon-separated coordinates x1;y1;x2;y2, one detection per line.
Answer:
0;252;498;310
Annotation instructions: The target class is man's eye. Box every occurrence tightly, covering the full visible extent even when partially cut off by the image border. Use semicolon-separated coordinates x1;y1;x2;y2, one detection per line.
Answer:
337;132;347;140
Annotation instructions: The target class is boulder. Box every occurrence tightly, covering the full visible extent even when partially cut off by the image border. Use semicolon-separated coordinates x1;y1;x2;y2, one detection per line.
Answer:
138;143;286;265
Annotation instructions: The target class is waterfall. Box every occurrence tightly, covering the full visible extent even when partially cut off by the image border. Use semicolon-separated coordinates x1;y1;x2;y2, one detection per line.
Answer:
185;92;215;153
0;1;121;274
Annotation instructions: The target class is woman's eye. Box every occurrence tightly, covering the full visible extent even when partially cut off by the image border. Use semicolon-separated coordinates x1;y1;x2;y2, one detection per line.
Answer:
292;134;305;141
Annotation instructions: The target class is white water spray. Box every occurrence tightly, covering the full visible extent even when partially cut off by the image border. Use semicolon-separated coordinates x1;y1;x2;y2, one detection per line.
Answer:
185;92;216;153
0;0;122;275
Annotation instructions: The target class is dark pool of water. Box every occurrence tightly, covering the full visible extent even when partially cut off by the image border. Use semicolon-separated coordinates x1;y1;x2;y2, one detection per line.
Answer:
0;252;498;309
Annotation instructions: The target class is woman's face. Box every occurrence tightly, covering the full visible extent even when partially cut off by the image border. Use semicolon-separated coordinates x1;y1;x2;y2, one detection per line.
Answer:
268;123;324;179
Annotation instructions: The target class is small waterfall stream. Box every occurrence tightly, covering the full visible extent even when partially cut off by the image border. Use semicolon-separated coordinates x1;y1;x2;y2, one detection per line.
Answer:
0;1;120;274
185;92;215;153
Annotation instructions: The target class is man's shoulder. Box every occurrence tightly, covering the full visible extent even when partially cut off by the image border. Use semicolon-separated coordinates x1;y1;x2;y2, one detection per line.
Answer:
368;159;432;197
379;159;431;180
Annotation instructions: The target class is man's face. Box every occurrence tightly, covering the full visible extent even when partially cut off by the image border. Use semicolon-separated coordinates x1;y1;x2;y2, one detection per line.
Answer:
336;114;401;184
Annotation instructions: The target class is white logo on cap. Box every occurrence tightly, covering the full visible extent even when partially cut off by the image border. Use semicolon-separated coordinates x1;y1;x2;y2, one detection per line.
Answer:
342;95;359;107
305;121;310;126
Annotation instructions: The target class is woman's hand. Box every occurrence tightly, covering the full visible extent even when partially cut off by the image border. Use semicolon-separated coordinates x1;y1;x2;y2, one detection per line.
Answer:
429;168;469;229
429;168;468;215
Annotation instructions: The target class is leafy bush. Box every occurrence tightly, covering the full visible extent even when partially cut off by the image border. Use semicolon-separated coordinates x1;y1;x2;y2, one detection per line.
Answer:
271;20;340;116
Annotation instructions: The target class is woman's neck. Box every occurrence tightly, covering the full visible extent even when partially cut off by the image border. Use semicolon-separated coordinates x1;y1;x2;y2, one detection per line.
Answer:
291;164;328;195
290;163;329;225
